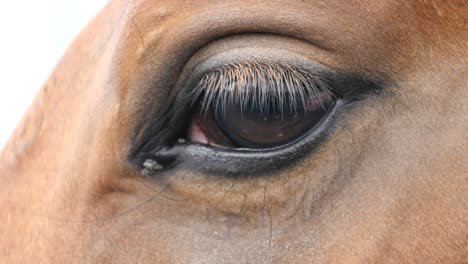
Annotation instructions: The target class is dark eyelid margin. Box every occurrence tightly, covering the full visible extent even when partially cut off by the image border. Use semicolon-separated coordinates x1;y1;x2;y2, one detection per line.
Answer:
140;100;343;178
128;59;385;177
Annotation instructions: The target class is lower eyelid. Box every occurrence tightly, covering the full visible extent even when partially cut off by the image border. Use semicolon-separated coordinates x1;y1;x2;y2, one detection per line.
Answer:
141;99;344;177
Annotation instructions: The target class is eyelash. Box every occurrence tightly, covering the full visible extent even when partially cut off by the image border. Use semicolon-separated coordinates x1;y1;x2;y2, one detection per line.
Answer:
190;59;338;116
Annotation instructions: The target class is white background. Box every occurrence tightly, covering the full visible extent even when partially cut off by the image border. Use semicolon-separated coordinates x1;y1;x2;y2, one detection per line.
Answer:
0;1;108;149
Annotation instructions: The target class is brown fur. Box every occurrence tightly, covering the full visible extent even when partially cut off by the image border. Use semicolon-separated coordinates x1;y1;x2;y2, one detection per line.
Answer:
0;0;466;263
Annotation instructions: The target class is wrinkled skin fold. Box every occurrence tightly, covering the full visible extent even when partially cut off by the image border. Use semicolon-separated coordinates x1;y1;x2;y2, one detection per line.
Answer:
0;0;467;263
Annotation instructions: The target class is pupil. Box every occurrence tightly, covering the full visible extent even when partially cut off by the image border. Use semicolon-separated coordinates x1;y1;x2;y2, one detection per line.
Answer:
213;92;334;149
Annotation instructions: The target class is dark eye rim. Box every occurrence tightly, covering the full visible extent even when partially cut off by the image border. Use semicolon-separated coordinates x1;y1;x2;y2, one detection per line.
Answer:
142;99;346;177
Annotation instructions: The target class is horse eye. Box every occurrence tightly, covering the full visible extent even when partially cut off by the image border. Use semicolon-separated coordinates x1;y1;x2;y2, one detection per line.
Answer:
187;91;335;149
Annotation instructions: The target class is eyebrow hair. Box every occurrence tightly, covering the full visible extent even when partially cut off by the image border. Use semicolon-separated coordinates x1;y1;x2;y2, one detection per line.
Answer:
191;59;335;115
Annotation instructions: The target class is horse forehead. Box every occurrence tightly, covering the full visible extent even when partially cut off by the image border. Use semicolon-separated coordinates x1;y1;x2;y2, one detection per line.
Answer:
125;0;464;22
126;0;396;25
117;0;465;60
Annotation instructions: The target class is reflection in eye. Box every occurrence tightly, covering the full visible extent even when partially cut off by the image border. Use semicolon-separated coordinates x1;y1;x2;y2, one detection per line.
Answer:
187;60;337;149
